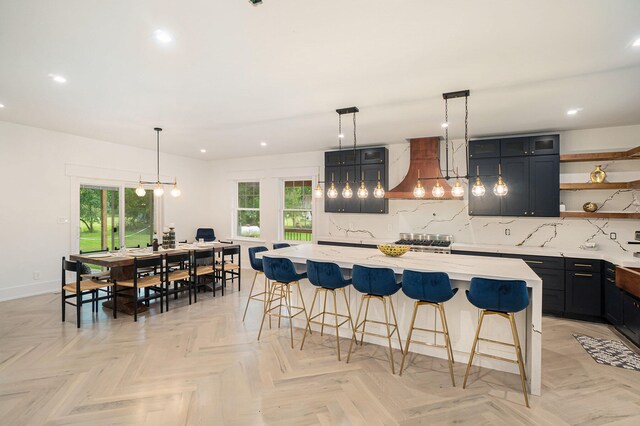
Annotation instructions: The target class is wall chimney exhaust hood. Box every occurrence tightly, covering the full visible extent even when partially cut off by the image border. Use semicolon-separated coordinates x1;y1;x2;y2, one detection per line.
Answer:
385;137;453;199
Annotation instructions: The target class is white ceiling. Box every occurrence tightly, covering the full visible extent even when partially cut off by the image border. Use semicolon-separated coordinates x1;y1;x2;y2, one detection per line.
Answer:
1;0;639;159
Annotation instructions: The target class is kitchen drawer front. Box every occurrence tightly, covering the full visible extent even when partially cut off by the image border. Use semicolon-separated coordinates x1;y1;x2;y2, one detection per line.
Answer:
535;267;565;291
502;253;564;271
565;271;602;317
543;289;565;314
565;257;602;273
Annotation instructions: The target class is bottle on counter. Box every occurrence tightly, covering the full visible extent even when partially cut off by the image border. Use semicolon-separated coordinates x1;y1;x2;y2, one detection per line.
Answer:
152;233;159;252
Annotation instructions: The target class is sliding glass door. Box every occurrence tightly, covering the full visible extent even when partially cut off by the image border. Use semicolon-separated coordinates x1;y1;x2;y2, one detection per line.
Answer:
79;185;155;253
79;186;120;253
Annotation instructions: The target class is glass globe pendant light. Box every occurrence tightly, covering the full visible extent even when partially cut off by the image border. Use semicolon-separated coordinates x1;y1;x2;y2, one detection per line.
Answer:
314;182;323;198
471;165;486;196
153;182;164;197
373;170;385;198
413;170;426;198
135;178;146;197
357;172;368;199
170;179;181;197
342;172;353;198
432;179;445;198
451;178;464;198
327;173;338;198
493;162;508;196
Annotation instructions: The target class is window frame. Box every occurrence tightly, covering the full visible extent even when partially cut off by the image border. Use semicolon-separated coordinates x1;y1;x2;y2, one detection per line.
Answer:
279;178;313;243
234;180;261;240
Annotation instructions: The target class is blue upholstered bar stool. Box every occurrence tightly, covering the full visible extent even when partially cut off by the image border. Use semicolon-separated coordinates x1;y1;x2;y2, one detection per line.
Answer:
273;243;290;249
243;246;271;322
463;277;530;408
300;260;356;361
258;256;312;348
399;270;458;385
347;265;403;374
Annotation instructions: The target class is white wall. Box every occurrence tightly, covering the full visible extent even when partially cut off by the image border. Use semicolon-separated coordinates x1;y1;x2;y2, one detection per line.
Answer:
208;124;640;258
0;121;212;301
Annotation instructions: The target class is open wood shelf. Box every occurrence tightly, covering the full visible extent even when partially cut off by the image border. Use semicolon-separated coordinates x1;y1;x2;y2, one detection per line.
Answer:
560;211;640;219
560;180;640;190
560;146;640;163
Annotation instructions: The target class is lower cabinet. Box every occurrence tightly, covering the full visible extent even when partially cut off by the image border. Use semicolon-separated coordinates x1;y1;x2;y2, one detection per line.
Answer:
621;293;640;346
565;270;602;318
604;264;623;325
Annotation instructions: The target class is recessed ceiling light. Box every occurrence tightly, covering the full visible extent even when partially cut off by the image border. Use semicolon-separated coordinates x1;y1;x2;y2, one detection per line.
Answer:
260;142;267;147
153;29;173;44
48;74;67;84
632;38;640;47
0;103;5;108
567;108;583;115
200;149;206;153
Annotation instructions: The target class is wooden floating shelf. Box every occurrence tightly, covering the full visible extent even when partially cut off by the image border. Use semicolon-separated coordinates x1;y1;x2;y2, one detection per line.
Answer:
560;180;640;190
560;146;640;163
560;212;640;219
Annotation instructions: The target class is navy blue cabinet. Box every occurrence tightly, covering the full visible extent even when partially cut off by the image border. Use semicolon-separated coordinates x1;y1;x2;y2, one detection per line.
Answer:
529;155;560;217
604;263;623;325
565;257;603;319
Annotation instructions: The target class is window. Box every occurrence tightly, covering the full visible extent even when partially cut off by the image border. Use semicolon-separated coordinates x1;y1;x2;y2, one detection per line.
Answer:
282;180;312;241
123;188;154;248
237;182;260;238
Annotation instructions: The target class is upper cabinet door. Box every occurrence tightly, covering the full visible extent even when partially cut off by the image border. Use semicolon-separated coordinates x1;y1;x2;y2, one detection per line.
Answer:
500;156;530;216
341;150;359;165
469;139;501;158
501;137;531;157
325;151;342;166
360;148;386;164
529;155;559;217
530;135;559;156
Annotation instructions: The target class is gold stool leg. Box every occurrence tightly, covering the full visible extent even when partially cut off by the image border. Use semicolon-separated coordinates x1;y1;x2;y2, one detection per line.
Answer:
399;301;419;376
360;296;371;346
257;281;279;341
389;296;403;351
283;283;295;348
347;294;366;363
341;288;357;344
242;271;260;321
320;290;328;336
300;287;320;351
295;281;312;335
332;289;341;360
382;297;396;374
441;303;455;364
437;303;456;386
509;313;530;408
463;310;486;388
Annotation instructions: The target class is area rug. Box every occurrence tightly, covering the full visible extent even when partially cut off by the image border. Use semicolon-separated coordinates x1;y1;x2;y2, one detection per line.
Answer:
573;334;640;371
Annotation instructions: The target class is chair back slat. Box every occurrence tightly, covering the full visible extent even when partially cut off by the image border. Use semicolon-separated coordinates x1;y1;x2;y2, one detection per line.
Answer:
194;248;215;260
133;255;163;270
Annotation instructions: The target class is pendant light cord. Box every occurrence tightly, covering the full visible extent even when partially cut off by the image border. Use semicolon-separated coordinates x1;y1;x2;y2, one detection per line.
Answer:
156;129;160;183
338;114;342;151
444;98;449;179
465;94;469;180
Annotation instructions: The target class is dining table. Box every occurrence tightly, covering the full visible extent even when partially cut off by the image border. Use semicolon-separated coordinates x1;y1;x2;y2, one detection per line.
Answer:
70;241;240;314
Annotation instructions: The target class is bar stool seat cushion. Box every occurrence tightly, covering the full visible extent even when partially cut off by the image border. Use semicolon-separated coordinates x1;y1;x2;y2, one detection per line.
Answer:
466;277;529;313
263;256;307;283
402;270;458;303
352;265;401;296
306;260;352;289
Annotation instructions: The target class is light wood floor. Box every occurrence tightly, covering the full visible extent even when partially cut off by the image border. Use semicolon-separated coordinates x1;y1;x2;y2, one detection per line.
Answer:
1;272;640;426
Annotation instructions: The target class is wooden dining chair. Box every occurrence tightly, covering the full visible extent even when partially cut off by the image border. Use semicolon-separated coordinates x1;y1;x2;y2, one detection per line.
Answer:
112;255;165;322
61;257;114;328
216;246;241;292
193;248;220;298
165;251;193;310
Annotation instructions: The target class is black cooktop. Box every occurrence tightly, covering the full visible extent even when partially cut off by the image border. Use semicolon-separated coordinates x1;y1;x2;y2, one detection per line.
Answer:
395;239;451;247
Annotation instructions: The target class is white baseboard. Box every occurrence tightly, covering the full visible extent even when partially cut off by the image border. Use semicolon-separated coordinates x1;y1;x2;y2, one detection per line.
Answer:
0;280;59;302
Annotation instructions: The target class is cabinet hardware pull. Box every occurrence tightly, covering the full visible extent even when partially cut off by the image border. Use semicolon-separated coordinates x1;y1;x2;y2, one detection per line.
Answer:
607;268;615;274
525;260;544;264
574;263;592;267
575;273;593;277
607;277;615;283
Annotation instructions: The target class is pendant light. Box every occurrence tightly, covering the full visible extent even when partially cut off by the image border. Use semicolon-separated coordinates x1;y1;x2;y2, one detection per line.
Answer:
432;179;445;198
137;128;181;198
413;169;426;198
342;171;353;198
493;162;509;196
373;170;385;198
357;171;368;199
327;173;338;198
314;181;323;198
451;178;464;198
471;165;486;196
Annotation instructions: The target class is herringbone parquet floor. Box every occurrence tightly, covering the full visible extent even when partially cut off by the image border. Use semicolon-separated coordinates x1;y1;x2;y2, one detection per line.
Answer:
1;272;640;425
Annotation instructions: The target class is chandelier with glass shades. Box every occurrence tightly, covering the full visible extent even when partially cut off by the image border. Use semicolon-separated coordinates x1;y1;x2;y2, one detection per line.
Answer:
412;90;507;199
314;107;385;199
135;128;181;198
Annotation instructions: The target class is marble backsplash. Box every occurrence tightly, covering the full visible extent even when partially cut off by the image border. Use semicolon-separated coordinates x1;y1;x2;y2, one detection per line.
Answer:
318;140;640;254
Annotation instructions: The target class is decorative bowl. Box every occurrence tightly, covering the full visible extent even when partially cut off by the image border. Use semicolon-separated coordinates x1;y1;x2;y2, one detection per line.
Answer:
377;244;410;257
582;202;598;213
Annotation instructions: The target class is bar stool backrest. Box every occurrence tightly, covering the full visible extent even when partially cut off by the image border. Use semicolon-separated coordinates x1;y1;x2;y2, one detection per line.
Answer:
352;265;400;296
273;243;290;249
306;260;351;289
248;246;268;272
402;270;457;303
263;256;303;283
467;277;529;313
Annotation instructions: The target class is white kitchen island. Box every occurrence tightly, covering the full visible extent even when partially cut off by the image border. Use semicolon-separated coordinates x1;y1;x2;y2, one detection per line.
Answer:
258;244;543;396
